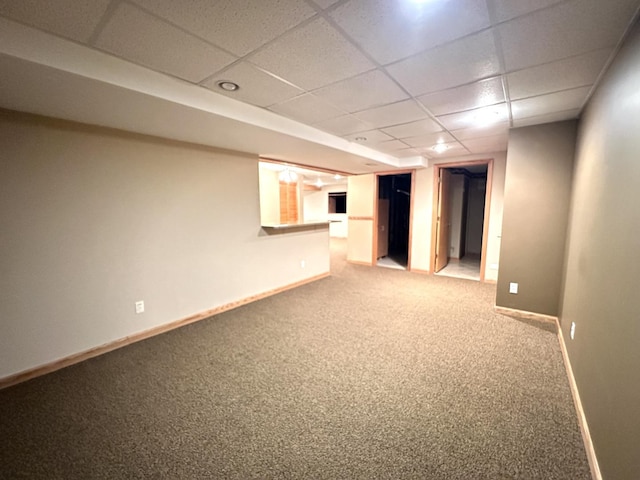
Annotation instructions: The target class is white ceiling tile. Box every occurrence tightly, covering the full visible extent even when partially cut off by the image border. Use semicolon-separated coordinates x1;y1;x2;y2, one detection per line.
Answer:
511;86;590;119
269;94;345;124
424;141;469;158
343;129;394;145
450;122;511;140
313;115;374;136
512;109;581;127
330;0;490;65
249;18;375;91
395;148;422;158
499;0;639;71
354;100;428;130
0;0;111;42
380;118;443;139
386;30;502;96
203;62;303;107
437;103;510;130
418;77;505;116
489;0;565;23
507;48;612;100
375;139;412;153
313;69;408;113
131;0;315;57
96;4;236;83
403;132;456;148
310;0;341;8
461;134;509;154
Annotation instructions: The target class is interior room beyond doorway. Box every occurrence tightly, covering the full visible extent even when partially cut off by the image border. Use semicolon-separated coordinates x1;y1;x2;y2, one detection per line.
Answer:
433;163;489;281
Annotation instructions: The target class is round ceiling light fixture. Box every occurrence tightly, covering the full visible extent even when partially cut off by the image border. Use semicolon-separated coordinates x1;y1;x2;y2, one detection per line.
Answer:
354;136;367;142
217;81;240;92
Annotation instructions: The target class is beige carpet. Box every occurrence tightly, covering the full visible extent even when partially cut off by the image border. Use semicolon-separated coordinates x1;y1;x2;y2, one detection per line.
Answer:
0;238;590;479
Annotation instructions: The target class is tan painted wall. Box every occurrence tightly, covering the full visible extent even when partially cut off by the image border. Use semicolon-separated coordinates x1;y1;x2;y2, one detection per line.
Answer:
496;121;577;315
0;111;330;379
559;22;640;480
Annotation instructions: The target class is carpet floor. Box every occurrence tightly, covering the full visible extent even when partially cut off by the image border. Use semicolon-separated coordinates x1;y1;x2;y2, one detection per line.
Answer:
0;239;591;479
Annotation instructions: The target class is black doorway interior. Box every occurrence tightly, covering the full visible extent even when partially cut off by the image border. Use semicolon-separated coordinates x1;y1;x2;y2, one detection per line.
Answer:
377;173;411;269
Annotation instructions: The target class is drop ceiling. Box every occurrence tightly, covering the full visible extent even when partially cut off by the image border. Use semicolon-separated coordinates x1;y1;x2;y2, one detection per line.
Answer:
0;0;638;174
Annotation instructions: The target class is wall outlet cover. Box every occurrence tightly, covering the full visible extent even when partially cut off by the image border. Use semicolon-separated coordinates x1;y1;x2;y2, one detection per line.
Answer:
509;282;518;294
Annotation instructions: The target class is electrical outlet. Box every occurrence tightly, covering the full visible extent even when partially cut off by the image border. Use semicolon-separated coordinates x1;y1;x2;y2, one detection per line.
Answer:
570;322;576;340
300;260;305;269
135;301;145;314
490;263;499;270
509;282;518;294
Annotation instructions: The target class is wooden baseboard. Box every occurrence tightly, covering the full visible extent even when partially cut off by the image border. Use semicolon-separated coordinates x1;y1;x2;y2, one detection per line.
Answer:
0;272;330;390
410;268;430;275
493;305;558;326
347;259;373;266
557;325;602;480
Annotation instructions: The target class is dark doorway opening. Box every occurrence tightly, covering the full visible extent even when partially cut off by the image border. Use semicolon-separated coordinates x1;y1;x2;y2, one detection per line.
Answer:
377;173;412;270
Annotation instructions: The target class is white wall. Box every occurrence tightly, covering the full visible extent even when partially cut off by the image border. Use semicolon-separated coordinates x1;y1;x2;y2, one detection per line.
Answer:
0;111;330;379
303;183;348;237
259;165;280;225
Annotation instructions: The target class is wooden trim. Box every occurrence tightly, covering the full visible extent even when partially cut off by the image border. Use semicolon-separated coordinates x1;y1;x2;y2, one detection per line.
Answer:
347;259;374;266
0;272;330;391
372;173;380;266
484;278;497;284
348;216;374;221
557;325;602;480
493;305;558;326
411;268;430;275
429;166;440;274
407;169;416;270
479;158;494;282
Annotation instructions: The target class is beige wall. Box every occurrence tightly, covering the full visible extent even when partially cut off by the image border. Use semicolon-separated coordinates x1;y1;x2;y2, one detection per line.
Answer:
303;183;348;237
258;165;280;225
346;174;374;264
0;111;330;379
496;121;577;315
559;22;640;480
410;153;506;282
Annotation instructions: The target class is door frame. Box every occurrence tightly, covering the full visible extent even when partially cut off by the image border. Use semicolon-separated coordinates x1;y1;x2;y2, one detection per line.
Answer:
373;170;416;270
429;159;493;281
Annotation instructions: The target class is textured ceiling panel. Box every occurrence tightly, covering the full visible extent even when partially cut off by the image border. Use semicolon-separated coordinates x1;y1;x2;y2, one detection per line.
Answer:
507;48;612;100
0;0;111;42
461;133;509;154
380;118;443;139
330;0;491;65
437;103;510;131
313;69;408;114
499;0;640;71
203;62;303;107
402;131;456;148
489;0;565;23
312;114;375;136
417;77;505;116
512;108;581;127
450;122;511;140
96;3;236;82
131;0;315;57
268;93;345;124
386;30;502;96
250;18;375;91
354;100;428;130
511;86;591;119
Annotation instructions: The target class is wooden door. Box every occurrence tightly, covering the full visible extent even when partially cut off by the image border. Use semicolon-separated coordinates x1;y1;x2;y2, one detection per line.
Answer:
377;199;390;259
435;169;451;272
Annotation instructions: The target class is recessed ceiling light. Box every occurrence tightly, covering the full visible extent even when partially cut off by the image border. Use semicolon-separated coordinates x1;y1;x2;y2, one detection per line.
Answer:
334;174;342;180
217;81;239;92
431;143;449;154
354;136;367;142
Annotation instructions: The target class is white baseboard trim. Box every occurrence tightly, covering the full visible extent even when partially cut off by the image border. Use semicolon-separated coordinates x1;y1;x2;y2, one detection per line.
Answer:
0;272;330;390
557;324;602;480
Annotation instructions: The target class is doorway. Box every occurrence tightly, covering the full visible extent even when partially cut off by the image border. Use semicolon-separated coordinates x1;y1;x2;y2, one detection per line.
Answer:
431;161;492;281
376;173;413;270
